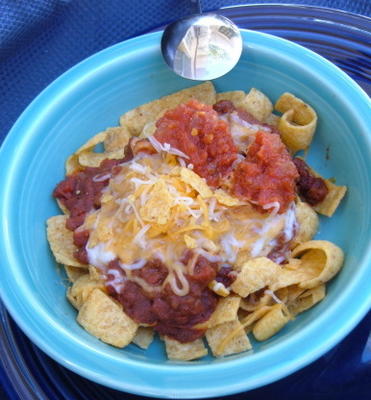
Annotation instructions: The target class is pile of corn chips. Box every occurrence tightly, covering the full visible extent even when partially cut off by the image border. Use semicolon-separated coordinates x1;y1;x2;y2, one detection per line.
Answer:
47;82;346;361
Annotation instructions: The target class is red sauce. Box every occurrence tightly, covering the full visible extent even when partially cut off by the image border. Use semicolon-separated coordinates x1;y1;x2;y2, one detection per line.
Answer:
53;144;134;263
105;255;218;343
73;229;90;264
54;153;132;230
233;131;299;213
293;158;328;205
154;99;238;187
213;100;235;114
133;259;169;286
215;265;236;287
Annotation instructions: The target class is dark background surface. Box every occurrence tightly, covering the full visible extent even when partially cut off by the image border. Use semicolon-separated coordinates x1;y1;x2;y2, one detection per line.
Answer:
0;1;370;399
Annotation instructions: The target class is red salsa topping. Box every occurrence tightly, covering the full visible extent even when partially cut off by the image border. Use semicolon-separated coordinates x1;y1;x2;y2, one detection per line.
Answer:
154;99;238;187
233;130;299;213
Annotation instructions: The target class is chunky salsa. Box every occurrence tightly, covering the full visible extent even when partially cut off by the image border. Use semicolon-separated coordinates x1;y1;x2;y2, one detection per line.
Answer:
154;100;238;187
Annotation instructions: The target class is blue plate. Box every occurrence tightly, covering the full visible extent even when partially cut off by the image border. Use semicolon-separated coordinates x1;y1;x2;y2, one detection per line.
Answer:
0;27;370;400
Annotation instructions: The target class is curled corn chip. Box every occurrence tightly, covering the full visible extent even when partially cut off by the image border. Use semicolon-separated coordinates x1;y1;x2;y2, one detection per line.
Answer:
64;265;87;283
314;179;347;217
78;149;124;168
240;291;273;312
231;257;280;297
288;284;326;316
238;305;273;332
270;258;318;291
77;289;138;348
241;88;273;122
296;159;347;217
164;337;208;360
104;126;131;152
206;319;252;357
46;215;84;267
292;240;344;289
216;90;246;108
294;199;319;245
212;307;273;355
252;304;291;341
132;327;154;349
275;285;305;304
275;92;317;153
67;274;104;309
196;295;241;329
73;129;127;170
265;113;280;127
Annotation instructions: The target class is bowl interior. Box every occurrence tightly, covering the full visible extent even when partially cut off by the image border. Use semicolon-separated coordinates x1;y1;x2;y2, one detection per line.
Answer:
0;30;370;398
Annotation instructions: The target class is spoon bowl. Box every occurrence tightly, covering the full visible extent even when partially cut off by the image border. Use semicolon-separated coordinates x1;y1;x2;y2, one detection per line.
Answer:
161;13;243;80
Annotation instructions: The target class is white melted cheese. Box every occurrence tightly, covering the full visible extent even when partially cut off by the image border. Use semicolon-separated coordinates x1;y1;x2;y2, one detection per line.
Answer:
249;202;297;259
220;233;245;263
106;268;126;292
120;259;147;271
148;135;189;159
87;243;116;269
226;112;271;151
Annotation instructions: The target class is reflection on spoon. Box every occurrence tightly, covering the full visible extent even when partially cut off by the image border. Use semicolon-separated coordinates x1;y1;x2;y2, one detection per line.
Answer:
161;13;243;81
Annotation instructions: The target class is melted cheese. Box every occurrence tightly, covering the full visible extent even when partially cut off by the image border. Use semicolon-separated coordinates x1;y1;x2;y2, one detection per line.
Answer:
106;268;126;292
83;149;298;296
87;243;116;269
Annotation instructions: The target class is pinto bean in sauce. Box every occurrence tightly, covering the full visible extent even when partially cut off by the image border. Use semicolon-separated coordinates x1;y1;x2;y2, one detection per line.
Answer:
215;265;236;287
213;100;236;114
106;256;218;343
293;158;328;206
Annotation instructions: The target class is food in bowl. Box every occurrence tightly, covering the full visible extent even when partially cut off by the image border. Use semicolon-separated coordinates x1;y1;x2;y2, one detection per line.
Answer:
47;82;347;360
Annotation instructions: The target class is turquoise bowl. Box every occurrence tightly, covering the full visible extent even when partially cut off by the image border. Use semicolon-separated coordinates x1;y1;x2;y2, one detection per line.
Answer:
0;30;370;398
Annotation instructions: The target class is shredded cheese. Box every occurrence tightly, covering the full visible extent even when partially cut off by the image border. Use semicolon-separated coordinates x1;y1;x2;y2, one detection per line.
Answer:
264;289;283;304
106;268;126;292
92;172;112;182
120;259;147;271
133;224;151;249
148;135;190;159
84;151;298;297
168;263;190;296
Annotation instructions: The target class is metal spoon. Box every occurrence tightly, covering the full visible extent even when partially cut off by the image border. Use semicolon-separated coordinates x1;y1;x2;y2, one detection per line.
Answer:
161;0;243;80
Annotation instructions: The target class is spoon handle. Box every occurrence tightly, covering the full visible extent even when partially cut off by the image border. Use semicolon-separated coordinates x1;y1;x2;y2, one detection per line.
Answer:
190;0;202;14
